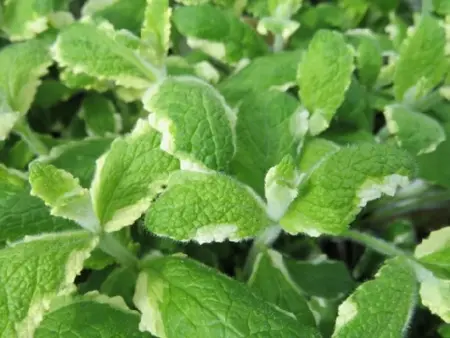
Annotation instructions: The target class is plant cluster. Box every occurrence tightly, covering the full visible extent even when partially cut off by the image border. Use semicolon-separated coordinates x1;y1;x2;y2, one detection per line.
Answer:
1;0;450;337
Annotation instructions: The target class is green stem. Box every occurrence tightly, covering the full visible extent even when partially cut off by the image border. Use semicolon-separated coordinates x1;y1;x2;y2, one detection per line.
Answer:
98;232;139;267
421;0;433;14
13;120;49;156
343;230;432;281
343;230;409;258
273;34;284;53
243;225;281;277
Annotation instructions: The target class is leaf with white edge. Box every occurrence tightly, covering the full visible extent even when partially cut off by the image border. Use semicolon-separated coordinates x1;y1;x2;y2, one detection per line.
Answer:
0;166;77;243
0;231;97;338
218;50;302;105
134;255;321;338
231;90;303;196
145;171;271;243
332;257;417;337
143;76;236;171
281;144;417;236
264;155;304;221
91;119;179;233
420;276;450;323
415;227;450;279
384;104;446;155
38;138;113;188
257;0;302;41
82;0;147;34
52;22;161;89
298;30;354;135
59;68;110;92
79;93;121;137
248;249;316;326
141;0;171;65
0;38;52;115
2;0;70;40
35;292;152;337
29;163;99;232
0;89;19;141
172;4;268;65
298;138;340;174
394;15;446;101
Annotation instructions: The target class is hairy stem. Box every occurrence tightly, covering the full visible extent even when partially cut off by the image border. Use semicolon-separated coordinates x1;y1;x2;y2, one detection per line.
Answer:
343;229;408;257
243;225;281;278
273;34;284;52
98;232;139;267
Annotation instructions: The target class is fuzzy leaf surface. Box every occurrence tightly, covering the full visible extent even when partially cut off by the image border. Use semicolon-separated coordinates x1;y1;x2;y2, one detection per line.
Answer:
281;144;417;236
0;231;97;338
145;171;270;243
134;255;320;337
143;76;235;171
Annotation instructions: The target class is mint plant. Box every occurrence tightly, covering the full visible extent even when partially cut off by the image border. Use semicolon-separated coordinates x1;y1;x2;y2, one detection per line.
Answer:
1;0;450;337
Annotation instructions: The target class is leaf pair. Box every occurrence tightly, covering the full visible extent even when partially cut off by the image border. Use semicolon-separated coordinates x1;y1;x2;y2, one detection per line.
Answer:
29;120;179;233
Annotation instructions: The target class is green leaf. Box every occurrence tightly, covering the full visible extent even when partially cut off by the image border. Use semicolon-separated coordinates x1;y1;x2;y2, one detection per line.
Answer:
332;257;417;337
101;265;139;308
415;227;450;279
334;77;372;131
34;79;76;109
323;128;375;146
418;123;450;188
384;104;446;155
82;0;147;34
0;89;19;141
141;0;171;65
0;166;77;243
38;138;113;188
0;38;52;115
298;30;354;135
59;68;110;92
298;138;340;174
145;171;271;243
355;35;382;88
143;76;236;171
134;255;321;337
218;50;302;105
0;231;97;338
420;276;450;323
172;4;268;65
91;120;179;232
394;15;447;101
35;293;151;337
285;257;355;299
281;144;417;236
231;90;302;196
368;0;399;12
439;323;450;337
2;0;69;40
79;93;121;137
433;0;450;14
29;162;99;231
264;155;304;221
52;22;161;89
248;249;316;326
